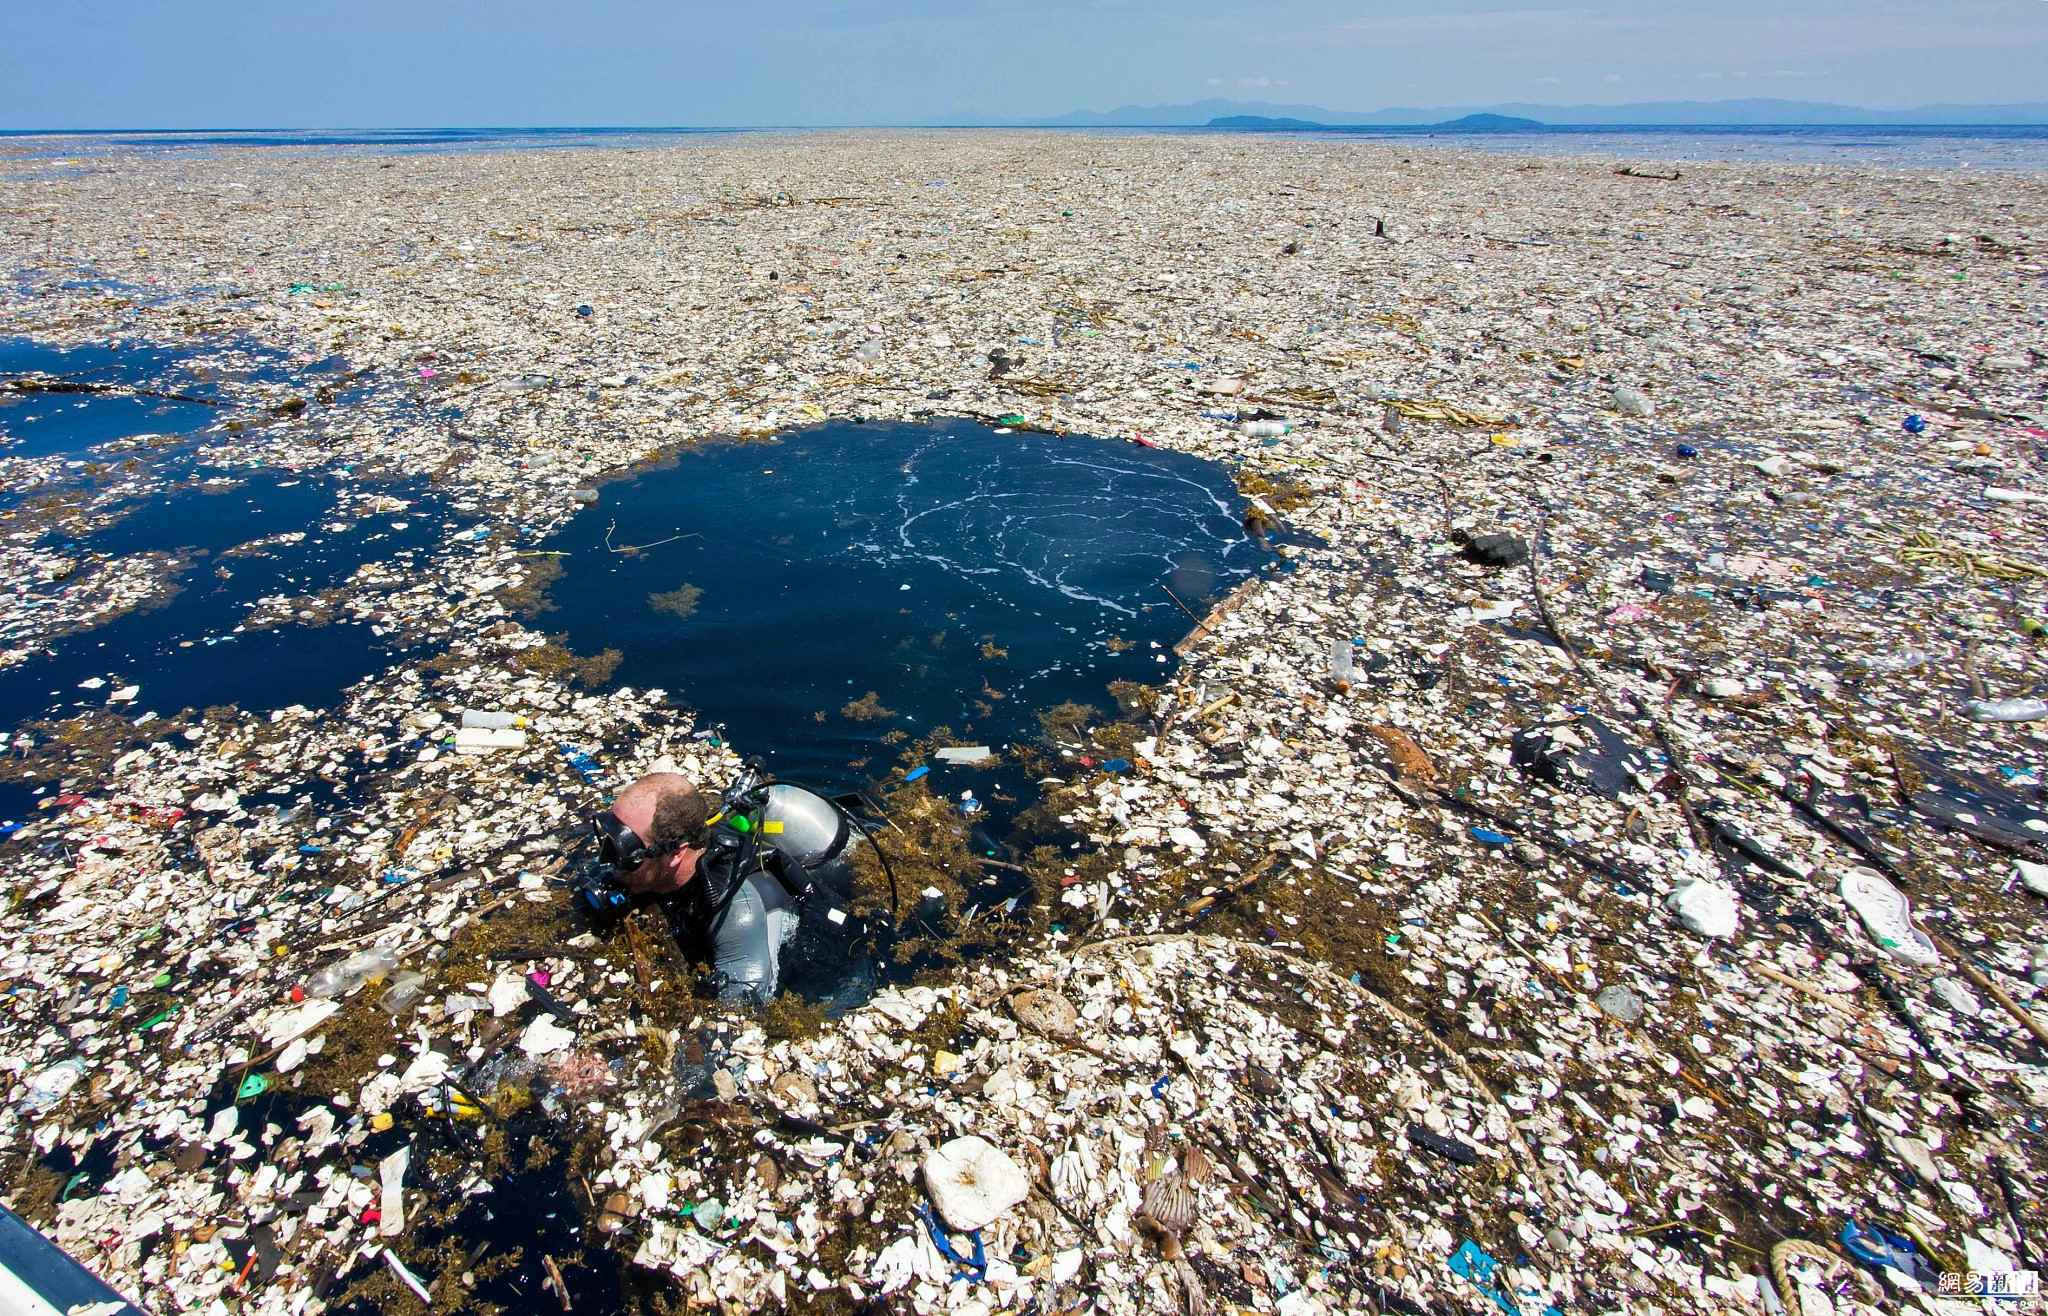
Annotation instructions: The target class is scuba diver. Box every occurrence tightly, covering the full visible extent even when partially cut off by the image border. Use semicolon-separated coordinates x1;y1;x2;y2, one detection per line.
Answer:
578;762;879;1004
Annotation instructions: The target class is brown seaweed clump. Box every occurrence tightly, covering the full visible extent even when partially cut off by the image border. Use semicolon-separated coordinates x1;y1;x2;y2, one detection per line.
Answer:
516;635;623;686
839;691;894;722
497;555;565;618
647;583;703;619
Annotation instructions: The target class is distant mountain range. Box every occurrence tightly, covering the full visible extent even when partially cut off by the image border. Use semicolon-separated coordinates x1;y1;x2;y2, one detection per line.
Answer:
1211;112;1543;132
959;97;2048;128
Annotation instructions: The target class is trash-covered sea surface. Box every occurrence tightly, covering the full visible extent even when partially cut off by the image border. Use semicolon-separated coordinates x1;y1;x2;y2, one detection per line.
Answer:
542;419;1271;826
2;130;2047;1316
1;333;453;741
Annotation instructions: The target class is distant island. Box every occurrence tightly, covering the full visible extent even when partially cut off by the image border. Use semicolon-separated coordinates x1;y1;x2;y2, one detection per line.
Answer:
1209;115;1328;130
1001;96;2048;129
1204;114;1335;129
1433;113;1544;132
1208;112;1544;132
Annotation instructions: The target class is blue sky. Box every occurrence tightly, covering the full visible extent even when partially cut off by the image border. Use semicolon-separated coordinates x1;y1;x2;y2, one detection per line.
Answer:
5;0;2046;127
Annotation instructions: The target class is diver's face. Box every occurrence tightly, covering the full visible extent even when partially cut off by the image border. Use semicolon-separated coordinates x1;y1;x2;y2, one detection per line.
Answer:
607;799;700;894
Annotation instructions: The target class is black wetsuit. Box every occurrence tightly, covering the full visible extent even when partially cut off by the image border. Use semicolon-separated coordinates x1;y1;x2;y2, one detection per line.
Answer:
664;844;858;1004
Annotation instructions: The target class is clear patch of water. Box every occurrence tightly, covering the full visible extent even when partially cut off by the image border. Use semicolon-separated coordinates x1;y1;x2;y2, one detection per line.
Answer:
538;419;1272;823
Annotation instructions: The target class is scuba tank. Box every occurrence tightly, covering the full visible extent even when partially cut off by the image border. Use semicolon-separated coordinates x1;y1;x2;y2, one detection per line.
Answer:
754;783;859;906
702;769;866;931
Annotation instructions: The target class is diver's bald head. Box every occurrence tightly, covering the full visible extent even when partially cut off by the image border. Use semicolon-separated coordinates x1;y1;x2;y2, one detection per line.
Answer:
609;772;708;893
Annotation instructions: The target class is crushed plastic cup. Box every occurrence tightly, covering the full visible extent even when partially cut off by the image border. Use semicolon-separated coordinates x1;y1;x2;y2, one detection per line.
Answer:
379;970;428;1013
19;1058;87;1113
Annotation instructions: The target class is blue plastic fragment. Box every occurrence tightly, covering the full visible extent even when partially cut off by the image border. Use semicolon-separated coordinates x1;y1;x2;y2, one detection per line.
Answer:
0;821;21;838
111;986;129;1008
1150;1076;1170;1098
1101;758;1132;774
561;745;605;784
1447;1240;1518;1315
904;765;930;783
575;304;594;317
1448;1239;1494;1282
1675;442;1699;458
1470;827;1511;846
918;1203;987;1283
297;844;322;855
1903;413;1928;434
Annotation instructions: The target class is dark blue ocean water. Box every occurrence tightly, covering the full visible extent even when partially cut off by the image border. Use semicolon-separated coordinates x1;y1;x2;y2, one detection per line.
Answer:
2;123;2045;169
538;420;1271;816
0;334;455;735
0;334;353;465
0;469;447;730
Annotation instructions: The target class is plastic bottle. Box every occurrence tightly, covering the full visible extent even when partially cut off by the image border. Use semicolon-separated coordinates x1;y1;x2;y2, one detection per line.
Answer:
1965;698;2048;723
460;710;528;730
1240;420;1291;439
1854;649;1933;673
454;727;528;753
1328;639;1355;687
305;945;401;999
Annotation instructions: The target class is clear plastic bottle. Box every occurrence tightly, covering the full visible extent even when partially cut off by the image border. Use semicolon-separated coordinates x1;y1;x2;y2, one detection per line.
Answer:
1241;420;1291;438
304;945;400;999
460;710;528;730
1329;640;1356;687
1852;649;1932;673
1966;698;2048;724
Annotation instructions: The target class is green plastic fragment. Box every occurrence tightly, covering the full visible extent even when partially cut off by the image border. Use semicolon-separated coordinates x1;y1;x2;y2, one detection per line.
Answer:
135;1003;179;1031
237;1073;270;1101
996;414;1027;427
